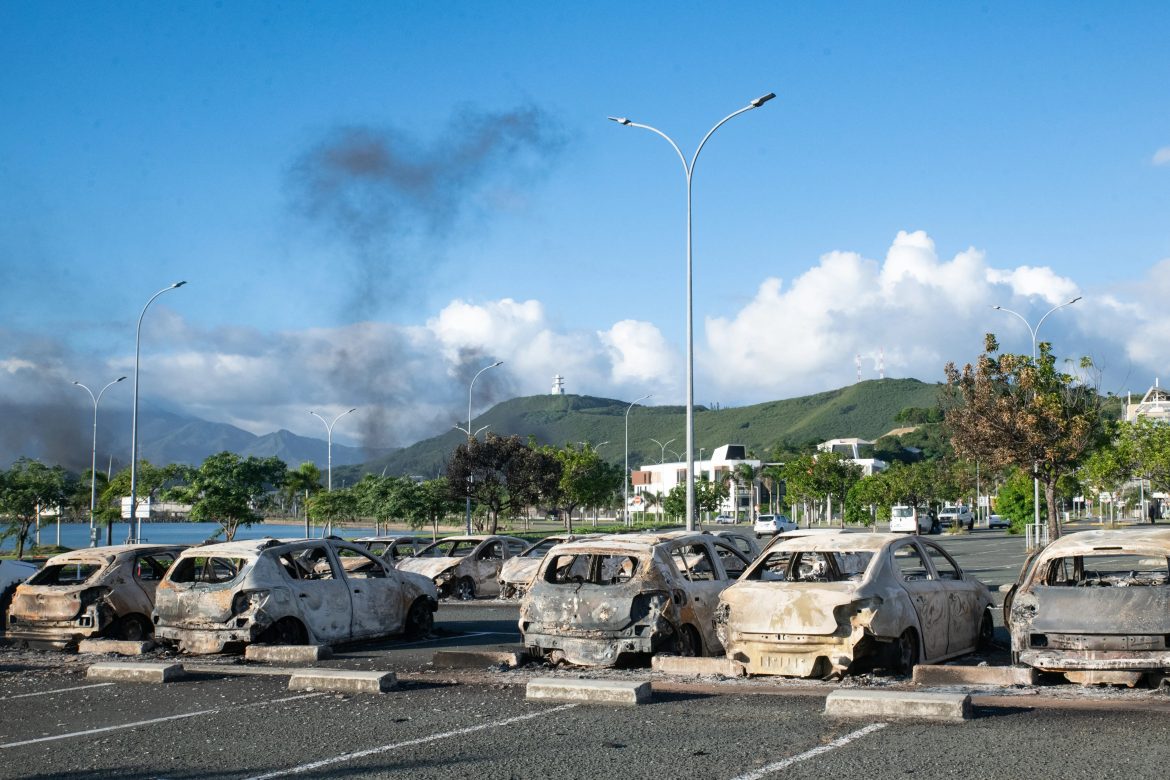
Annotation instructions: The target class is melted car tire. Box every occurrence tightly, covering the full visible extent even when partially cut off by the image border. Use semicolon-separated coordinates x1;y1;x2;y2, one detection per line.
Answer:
674;624;701;657
977;610;995;650
892;628;920;675
404;597;434;638
261;617;308;646
455;577;476;601
114;613;152;642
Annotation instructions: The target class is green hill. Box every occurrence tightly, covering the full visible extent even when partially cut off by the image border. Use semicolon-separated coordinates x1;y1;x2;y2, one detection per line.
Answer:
345;378;943;481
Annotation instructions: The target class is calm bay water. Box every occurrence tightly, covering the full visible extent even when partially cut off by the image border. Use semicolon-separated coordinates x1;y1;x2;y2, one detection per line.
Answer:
25;520;380;550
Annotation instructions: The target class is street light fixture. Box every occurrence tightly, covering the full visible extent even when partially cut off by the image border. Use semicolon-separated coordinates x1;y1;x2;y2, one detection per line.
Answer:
610;92;775;531
456;360;504;534
310;407;357;536
649;437;676;464
624;394;652;526
73;376;126;547
128;281;186;544
991;296;1083;535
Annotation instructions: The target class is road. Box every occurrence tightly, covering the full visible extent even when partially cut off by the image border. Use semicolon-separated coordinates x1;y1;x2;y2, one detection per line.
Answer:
2;522;1167;779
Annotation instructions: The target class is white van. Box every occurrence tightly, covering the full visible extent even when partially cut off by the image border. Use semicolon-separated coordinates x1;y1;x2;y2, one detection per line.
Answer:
889;505;937;534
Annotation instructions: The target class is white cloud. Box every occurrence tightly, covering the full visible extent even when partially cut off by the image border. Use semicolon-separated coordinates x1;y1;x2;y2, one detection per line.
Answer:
1153;147;1170;166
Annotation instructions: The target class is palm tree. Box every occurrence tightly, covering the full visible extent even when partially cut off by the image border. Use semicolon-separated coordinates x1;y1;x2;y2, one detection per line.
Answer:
733;463;757;523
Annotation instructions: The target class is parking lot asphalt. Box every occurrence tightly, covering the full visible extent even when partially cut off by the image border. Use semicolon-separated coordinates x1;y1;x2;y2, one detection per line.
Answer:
4;521;1169;779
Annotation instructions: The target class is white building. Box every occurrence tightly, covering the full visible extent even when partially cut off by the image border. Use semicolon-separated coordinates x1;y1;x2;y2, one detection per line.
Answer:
1126;380;1170;423
630;444;768;517
816;437;888;476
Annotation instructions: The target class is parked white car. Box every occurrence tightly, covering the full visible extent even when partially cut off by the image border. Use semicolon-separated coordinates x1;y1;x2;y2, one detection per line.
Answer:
938;505;974;530
889;505;939;534
753;514;797;538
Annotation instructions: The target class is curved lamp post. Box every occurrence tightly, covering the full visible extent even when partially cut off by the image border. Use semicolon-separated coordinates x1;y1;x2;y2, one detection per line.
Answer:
456;360;503;534
991;296;1082;534
624;394;652;526
610;92;775;530
74;376;126;547
310;408;357;537
649;437;676;464
128;281;186;544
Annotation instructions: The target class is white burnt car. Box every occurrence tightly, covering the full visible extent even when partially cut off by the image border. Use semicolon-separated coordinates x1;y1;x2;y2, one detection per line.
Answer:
398;535;527;600
1006;528;1170;686
520;532;752;667
715;533;993;677
152;538;437;654
351;536;429;567
7;545;184;648
498;534;601;599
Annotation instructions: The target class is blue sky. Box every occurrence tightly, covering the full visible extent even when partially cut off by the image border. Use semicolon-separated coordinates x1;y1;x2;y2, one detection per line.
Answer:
2;2;1168;451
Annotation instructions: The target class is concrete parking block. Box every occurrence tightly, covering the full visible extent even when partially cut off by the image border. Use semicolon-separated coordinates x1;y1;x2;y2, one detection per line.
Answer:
245;644;333;663
77;639;154;656
651;655;746;677
913;664;1037;687
825;689;972;722
526;677;652;705
287;668;397;694
432;649;524;669
87;662;186;684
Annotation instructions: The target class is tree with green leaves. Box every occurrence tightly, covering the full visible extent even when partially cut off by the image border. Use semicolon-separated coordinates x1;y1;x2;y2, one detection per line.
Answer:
307;488;359;533
944;335;1103;539
165;452;287;542
0;459;71;557
284;462;322;528
98;460;180;542
732;462;757;522
447;433;562;534
544;444;622;532
414;477;459;539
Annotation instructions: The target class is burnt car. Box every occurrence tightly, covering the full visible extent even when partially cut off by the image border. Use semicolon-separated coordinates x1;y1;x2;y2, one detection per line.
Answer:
152;538;437;654
1006;528;1170;685
519;531;751;667
715;533;993;677
351;536;428;567
7;545;184;649
498;534;602;599
398;534;527;600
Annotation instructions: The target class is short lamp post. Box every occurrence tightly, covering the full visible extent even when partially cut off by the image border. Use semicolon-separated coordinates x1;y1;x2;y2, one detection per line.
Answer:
624;394;651;526
458;360;503;535
73;376;126;547
610;92;775;531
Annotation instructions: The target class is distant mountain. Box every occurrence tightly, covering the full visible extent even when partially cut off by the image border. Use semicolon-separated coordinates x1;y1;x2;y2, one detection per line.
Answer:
347;378;944;480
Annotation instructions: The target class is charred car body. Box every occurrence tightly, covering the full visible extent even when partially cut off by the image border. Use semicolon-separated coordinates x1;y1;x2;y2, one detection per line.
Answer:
398;535;527;600
152;538;437;654
716;533;993;677
498;534;600;599
520;532;751;667
351;536;428;567
1007;528;1170;685
7;545;184;649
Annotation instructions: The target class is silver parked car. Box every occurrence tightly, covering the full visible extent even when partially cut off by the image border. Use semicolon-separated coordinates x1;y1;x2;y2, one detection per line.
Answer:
716;532;994;677
153;538;437;654
398;535;528;600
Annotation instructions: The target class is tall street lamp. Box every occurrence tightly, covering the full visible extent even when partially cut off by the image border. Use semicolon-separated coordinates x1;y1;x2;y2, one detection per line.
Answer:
73;376;126;547
624;394;652;526
610;92;775;531
991;296;1083;534
310;408;357;537
458;360;503;534
650;437;676;464
128;281;186;544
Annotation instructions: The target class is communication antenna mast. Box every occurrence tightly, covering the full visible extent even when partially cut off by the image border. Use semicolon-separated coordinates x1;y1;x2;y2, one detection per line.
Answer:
879;348;885;380
855;354;861;383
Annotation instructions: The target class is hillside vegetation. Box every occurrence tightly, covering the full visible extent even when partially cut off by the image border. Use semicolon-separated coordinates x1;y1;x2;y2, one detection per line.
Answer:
351;378;943;480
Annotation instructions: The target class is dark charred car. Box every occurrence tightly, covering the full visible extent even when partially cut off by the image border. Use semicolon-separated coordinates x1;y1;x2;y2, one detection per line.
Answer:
519;531;751;667
1006;528;1170;685
152;538;437;654
7;545;184;649
498;534;602;599
716;533;993;677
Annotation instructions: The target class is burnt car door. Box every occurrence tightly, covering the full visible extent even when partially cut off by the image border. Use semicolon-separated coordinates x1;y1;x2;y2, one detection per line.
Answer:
473;540;506;597
128;550;178;613
287;545;353;643
335;545;404;640
921;541;982;654
668;540;738;652
892;539;950;660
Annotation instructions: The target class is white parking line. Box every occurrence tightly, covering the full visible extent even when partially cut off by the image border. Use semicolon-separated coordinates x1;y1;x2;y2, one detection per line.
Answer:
0;683;115;700
242;703;580;780
395;630;516;648
727;723;888;780
0;692;324;749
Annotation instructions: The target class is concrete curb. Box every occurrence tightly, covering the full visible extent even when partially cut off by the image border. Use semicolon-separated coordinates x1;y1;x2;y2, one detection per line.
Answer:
77;639;154;656
245;644;333;663
432;649;524;669
526;677;652;705
651;656;746;677
287;668;397;694
87;662;186;684
825;689;972;722
913;664;1037;687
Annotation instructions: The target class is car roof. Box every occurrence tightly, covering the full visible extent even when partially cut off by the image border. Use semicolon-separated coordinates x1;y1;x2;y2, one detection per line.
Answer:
1032;528;1170;558
547;532;714;555
46;544;186;565
765;532;909;553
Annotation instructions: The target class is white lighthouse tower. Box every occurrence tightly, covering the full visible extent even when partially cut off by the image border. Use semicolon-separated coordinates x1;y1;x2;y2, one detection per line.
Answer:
551;375;565;395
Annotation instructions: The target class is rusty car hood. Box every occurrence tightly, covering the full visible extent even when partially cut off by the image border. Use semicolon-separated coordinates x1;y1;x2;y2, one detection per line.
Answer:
500;557;541;585
719;581;862;635
398;556;462;579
